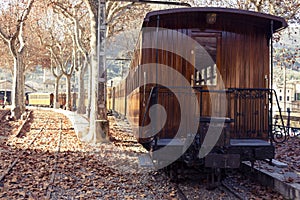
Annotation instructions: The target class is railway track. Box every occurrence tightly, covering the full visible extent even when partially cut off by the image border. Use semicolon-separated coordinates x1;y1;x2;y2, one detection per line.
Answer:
0;109;10;121
0;112;288;199
166;170;244;199
175;183;189;200
161;163;286;199
45;118;63;199
107;115;289;199
0;111;49;182
0;110;65;199
219;178;247;200
172;176;248;199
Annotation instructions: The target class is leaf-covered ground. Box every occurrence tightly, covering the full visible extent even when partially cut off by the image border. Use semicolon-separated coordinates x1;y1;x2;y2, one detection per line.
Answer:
0;109;296;199
276;137;300;174
0;110;178;199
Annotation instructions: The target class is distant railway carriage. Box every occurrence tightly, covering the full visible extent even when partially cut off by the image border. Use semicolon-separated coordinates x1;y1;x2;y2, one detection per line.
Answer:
27;92;82;110
28;93;54;107
110;7;288;178
0;91;11;105
58;93;66;108
114;79;127;115
0;80;37;106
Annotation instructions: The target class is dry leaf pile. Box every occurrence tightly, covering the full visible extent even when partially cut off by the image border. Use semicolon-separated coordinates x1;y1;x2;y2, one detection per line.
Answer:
0;109;295;199
0;109;23;179
0;110;177;199
276;137;300;174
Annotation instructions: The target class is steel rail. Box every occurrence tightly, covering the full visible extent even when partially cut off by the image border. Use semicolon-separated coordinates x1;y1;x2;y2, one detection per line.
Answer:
0;112;50;182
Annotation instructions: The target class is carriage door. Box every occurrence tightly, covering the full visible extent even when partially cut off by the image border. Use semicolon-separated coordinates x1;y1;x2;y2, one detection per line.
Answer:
191;33;222;117
191;33;221;89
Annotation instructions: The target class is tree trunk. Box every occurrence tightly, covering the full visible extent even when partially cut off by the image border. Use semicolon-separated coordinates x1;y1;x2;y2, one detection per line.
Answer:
11;57;21;119
0;0;34;120
83;0;108;143
66;75;72;111
19;57;25;114
86;0;100;143
88;48;99;142
77;63;86;114
86;62;92;116
54;77;60;109
11;55;25;119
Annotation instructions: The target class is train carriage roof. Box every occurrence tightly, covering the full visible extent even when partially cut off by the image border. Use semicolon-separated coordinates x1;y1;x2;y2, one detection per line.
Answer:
0;80;37;93
142;7;287;33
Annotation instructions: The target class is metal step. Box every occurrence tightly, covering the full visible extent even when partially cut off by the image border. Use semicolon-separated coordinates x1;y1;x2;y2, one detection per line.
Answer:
269;159;288;168
138;154;154;168
230;139;271;146
155;138;186;146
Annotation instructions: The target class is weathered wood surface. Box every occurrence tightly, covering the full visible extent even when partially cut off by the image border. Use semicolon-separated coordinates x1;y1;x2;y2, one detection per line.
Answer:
122;8;287;142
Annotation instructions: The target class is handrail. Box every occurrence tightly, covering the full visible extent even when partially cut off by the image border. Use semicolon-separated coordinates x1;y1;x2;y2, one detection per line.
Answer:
274;106;300;138
271;89;285;128
270;89;288;143
139;87;288;143
140;86;158;139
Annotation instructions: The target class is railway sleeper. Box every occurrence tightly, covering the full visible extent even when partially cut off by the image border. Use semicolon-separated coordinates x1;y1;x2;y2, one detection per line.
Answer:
206;168;222;190
204;153;240;189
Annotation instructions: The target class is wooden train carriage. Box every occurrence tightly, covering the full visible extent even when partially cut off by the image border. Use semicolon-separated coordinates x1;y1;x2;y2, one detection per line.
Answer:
58;93;79;110
58;93;66;108
28;92;75;109
126;8;287;163
28;92;54;107
114;79;127;116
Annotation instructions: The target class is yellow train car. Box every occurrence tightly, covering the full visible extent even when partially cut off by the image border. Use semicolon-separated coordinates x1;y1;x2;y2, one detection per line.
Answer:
28;92;54;107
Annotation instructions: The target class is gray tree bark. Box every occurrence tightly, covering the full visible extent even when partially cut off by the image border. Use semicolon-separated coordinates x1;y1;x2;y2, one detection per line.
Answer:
77;60;87;114
51;64;63;109
0;0;35;119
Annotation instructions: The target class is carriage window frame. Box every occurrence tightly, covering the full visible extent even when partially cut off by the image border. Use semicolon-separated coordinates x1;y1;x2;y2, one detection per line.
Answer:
191;32;221;87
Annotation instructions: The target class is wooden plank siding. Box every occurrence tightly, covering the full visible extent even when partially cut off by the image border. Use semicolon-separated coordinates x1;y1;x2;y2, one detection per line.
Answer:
220;28;270;139
114;79;127;116
124;8;287;144
132;28;270;142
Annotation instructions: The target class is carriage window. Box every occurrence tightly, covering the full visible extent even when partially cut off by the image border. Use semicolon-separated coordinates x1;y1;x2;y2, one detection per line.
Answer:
296;93;300;100
192;35;219;87
200;64;217;85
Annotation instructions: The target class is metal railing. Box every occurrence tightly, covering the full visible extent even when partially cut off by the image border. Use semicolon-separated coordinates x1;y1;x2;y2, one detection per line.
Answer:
273;108;300;142
141;87;286;143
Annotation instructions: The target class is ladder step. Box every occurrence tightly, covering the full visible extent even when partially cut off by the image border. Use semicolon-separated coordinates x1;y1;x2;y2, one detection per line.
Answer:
269;159;288;168
138;154;154;168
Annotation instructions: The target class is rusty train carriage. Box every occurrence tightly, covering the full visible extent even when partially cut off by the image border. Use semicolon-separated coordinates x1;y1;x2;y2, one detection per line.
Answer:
110;8;287;169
